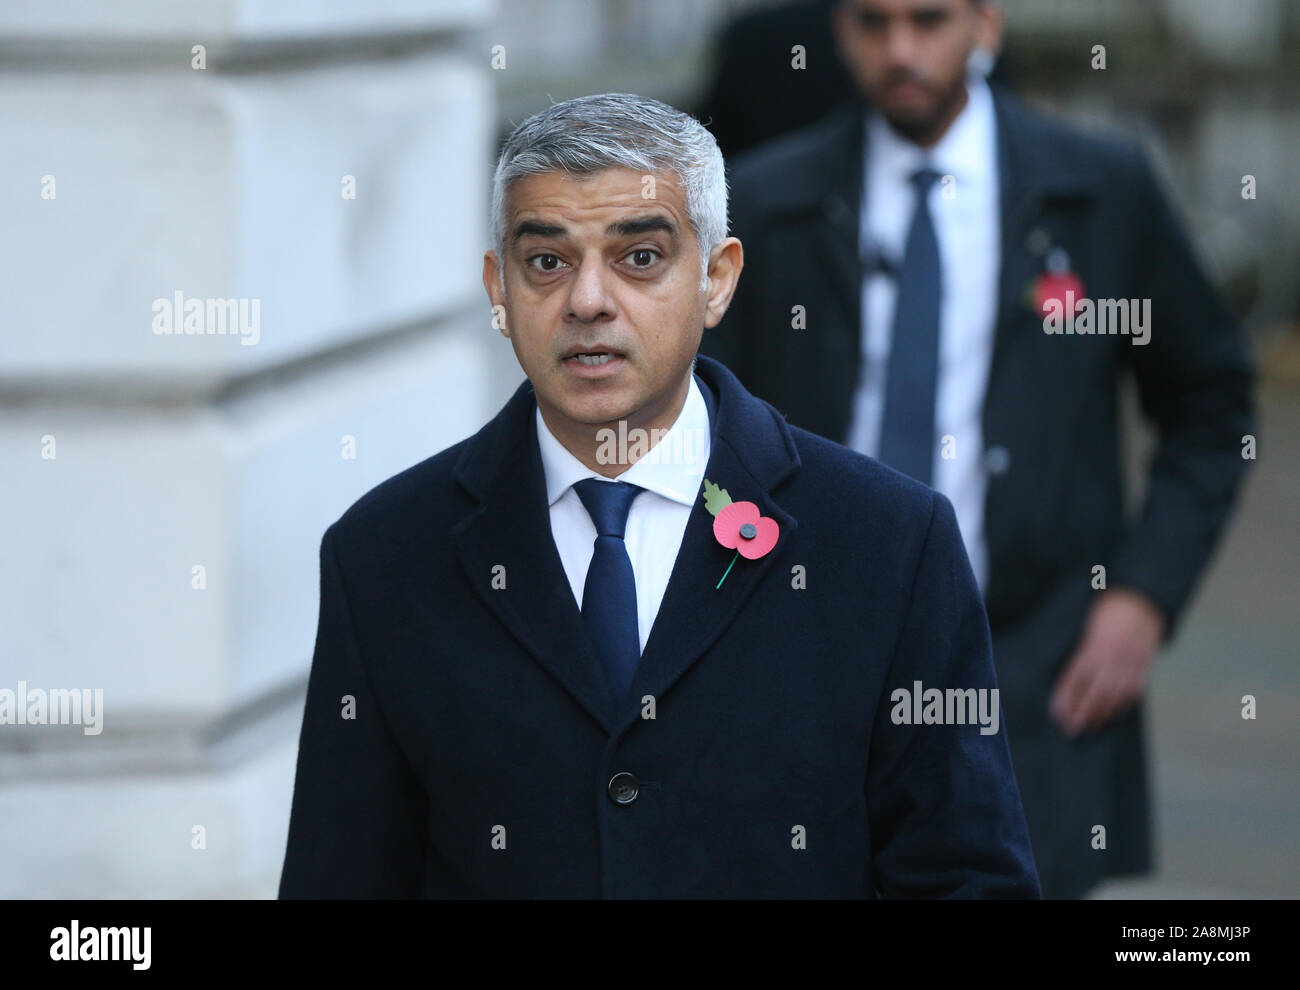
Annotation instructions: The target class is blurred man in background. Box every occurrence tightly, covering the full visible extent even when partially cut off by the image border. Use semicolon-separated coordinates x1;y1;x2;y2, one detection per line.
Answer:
701;0;1255;897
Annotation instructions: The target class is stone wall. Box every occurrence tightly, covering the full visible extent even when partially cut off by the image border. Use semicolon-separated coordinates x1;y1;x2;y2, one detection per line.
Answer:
0;0;502;897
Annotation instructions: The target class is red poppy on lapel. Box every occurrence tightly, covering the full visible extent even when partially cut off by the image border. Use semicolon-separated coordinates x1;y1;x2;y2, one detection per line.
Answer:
1027;246;1085;318
701;478;780;589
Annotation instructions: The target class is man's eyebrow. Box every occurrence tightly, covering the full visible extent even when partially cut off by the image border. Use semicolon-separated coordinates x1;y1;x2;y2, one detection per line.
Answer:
607;215;679;240
511;219;568;244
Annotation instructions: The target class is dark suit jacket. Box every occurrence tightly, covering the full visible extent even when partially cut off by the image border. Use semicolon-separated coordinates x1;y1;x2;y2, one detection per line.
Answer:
700;87;1256;896
278;354;1040;898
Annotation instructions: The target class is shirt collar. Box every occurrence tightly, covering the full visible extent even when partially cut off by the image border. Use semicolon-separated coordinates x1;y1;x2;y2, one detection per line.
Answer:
535;373;711;508
865;73;996;187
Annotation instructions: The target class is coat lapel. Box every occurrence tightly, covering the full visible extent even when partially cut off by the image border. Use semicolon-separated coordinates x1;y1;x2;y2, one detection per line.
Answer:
987;86;1098;403
812;106;868;361
620;358;800;730
752;105;867;368
451;380;617;732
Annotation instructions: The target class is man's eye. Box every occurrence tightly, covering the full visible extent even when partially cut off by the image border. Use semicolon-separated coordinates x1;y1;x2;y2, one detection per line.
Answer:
626;248;661;269
529;254;566;273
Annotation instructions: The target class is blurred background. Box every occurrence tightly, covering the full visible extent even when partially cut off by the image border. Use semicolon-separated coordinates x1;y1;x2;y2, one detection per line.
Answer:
1;0;1296;898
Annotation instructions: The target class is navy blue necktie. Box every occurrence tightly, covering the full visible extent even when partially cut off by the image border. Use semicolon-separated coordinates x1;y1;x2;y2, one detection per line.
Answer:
573;478;643;704
878;167;942;486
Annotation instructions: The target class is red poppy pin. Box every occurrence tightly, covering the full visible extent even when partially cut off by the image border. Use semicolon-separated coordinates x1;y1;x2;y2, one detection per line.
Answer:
1027;247;1085;317
701;478;780;589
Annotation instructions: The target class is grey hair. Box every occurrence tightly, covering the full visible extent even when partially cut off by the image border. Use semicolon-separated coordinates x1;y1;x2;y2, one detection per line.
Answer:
490;93;728;291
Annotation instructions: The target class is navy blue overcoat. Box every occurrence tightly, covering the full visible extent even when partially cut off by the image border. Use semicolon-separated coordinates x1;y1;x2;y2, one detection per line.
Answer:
278;354;1040;898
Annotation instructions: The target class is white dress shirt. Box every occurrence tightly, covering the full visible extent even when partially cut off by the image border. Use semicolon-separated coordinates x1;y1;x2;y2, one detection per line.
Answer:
845;74;1001;591
535;373;711;654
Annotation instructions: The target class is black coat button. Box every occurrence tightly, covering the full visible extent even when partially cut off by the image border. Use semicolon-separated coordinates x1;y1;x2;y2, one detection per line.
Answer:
607;772;639;806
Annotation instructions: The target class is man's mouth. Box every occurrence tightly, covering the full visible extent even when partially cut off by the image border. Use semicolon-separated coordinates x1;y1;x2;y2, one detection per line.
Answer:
881;73;930;100
886;81;927;99
562;345;624;364
562;347;626;377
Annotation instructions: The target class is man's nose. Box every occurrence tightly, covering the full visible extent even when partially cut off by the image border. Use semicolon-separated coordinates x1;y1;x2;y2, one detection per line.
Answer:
886;24;919;65
565;254;615;322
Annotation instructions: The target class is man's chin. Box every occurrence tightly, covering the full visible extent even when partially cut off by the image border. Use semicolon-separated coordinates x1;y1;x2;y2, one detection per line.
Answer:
880;104;944;141
547;391;641;432
552;371;632;414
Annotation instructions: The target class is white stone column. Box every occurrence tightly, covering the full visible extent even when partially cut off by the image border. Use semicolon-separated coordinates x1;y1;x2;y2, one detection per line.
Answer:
0;0;504;897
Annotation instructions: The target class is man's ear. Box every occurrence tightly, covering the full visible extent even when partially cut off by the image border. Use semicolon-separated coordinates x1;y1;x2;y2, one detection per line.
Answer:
974;1;1005;58
703;237;744;329
482;251;509;337
829;2;853;65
